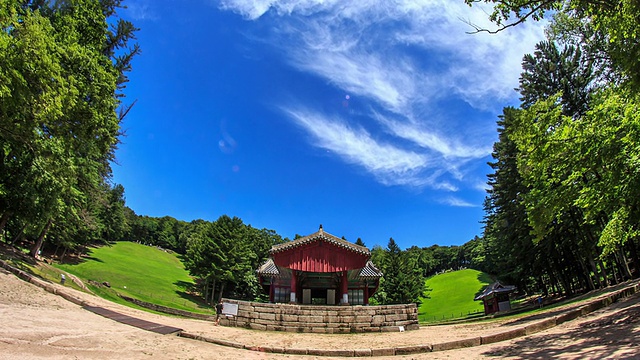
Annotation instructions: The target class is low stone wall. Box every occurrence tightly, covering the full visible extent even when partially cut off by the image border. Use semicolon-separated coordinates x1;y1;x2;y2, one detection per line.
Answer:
218;299;419;333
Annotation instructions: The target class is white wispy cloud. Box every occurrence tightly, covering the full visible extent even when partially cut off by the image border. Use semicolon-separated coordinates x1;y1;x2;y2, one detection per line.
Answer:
218;0;546;202
124;1;160;21
372;112;491;160
283;107;437;187
391;1;545;107
472;178;491;192
439;196;477;208
290;48;418;114
218;0;275;19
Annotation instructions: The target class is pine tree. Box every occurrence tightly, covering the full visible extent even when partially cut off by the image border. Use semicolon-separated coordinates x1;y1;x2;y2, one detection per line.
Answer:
381;238;426;304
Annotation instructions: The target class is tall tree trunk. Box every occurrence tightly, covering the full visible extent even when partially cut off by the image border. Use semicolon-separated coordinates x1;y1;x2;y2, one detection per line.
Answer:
567;247;590;292
60;246;68;263
551;254;572;296
218;282;226;302
203;278;209;303
10;223;27;246
588;255;603;288
558;268;573;296
593;252;607;287
616;248;633;279
625;240;640;278
537;276;548;297
568;208;596;290
0;211;11;240
210;278;216;306
579;258;595;291
577;214;607;287
610;259;619;284
547;266;559;295
30;219;52;258
598;260;610;286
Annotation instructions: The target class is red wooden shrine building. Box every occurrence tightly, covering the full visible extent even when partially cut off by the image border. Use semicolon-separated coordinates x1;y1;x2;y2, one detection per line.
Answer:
257;225;382;305
474;281;516;315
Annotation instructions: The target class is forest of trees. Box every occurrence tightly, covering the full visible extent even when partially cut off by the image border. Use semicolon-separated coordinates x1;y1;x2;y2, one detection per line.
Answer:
476;0;640;296
0;0;139;259
3;0;640;307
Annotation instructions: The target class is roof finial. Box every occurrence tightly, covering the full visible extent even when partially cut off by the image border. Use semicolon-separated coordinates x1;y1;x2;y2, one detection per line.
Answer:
319;224;323;233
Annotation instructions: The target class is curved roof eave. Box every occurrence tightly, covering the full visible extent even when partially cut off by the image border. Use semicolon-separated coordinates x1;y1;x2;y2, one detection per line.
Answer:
270;225;370;257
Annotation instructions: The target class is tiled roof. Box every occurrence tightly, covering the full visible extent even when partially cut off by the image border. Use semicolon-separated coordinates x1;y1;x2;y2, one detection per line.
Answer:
358;260;383;279
256;258;292;278
256;258;280;276
474;281;516;300
270;225;370;257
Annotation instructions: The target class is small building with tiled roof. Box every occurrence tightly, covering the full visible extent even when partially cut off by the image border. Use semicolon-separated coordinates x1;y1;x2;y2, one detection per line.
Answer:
474;281;516;315
257;225;382;305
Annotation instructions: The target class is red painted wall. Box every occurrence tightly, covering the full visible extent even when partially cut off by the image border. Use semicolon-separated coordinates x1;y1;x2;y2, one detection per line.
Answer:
273;241;368;272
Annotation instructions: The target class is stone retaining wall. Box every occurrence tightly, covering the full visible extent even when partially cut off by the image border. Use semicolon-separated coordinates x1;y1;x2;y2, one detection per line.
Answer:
218;299;419;333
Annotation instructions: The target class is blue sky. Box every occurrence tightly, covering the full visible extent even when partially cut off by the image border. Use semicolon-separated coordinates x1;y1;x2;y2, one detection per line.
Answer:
113;0;545;250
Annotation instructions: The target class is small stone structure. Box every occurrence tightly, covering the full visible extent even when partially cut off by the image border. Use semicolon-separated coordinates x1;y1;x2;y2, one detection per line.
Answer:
218;299;419;333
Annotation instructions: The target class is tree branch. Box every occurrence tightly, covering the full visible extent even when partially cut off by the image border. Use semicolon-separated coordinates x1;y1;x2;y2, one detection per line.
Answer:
463;0;558;34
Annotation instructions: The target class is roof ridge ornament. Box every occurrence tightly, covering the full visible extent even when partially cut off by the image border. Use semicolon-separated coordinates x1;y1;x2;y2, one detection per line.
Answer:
269;226;370;257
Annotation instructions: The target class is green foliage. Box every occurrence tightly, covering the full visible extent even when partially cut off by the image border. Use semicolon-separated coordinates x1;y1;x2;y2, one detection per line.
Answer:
378;238;426;305
519;41;594;117
369;245;387;304
182;215;284;303
463;236;487;272
480;0;640;296
512;86;640;259
0;0;139;256
419;269;492;323
466;0;640;89
599;208;634;257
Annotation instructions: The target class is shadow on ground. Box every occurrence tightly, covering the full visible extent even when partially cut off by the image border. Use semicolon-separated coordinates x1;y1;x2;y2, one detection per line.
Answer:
483;294;640;359
173;280;212;310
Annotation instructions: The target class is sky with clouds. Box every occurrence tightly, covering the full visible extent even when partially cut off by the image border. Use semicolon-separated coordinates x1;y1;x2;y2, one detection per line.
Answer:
114;0;546;249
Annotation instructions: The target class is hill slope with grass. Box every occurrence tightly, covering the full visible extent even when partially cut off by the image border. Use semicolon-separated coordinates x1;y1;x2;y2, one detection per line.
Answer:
419;268;493;323
55;242;208;312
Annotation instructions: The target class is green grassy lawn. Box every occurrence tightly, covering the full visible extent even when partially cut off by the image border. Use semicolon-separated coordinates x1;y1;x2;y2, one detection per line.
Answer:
419;269;493;323
55;241;211;313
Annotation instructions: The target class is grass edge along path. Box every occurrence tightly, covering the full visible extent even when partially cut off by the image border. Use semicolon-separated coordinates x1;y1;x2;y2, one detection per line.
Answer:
419;269;493;323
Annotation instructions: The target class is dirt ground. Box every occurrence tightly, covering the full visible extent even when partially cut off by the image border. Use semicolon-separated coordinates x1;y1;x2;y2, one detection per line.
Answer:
1;268;639;359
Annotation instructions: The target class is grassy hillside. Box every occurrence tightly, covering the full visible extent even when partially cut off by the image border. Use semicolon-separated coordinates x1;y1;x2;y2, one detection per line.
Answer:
419;268;493;323
55;242;209;313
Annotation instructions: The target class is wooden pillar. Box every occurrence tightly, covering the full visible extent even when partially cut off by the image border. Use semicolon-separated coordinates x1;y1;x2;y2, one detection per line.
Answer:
269;278;274;303
290;271;297;303
364;283;369;305
341;271;349;305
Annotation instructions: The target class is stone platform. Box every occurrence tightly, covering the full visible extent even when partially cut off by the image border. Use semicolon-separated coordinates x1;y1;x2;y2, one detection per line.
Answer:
218;299;419;333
